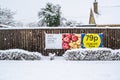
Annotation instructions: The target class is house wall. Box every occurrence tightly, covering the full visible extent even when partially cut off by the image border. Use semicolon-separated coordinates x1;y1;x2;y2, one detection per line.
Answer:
0;27;119;56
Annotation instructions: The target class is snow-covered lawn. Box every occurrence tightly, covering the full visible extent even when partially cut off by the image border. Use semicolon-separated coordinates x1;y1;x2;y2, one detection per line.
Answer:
0;60;120;80
0;48;120;80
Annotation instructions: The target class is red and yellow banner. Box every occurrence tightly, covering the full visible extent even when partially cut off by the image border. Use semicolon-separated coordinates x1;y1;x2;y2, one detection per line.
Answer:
62;34;81;49
45;33;103;49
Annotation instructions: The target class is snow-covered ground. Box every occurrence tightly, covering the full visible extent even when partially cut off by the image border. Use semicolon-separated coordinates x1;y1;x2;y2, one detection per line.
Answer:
0;49;120;80
0;60;120;80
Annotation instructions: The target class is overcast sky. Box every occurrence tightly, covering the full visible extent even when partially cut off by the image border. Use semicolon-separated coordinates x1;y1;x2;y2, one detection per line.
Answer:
0;0;120;24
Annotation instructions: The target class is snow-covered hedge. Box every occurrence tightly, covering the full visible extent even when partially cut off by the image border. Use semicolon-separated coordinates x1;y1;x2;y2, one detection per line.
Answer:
63;48;120;60
0;49;42;60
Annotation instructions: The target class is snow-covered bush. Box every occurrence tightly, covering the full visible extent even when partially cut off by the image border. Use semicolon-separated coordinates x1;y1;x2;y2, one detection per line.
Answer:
49;53;56;60
111;50;120;60
0;49;42;60
63;48;120;60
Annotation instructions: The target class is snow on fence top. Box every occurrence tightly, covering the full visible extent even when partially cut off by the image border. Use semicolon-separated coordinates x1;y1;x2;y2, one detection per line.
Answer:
0;26;120;30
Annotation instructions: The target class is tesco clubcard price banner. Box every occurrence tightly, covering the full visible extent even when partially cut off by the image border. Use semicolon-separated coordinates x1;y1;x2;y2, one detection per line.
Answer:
45;33;103;49
45;33;81;49
81;33;103;48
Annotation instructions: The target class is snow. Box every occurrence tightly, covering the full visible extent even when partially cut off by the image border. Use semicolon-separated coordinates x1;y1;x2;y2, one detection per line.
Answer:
0;24;12;28
95;5;120;24
0;49;42;60
0;61;120;80
48;53;56;60
0;49;37;55
0;48;120;80
1;26;120;30
65;48;112;52
63;48;120;60
94;0;120;24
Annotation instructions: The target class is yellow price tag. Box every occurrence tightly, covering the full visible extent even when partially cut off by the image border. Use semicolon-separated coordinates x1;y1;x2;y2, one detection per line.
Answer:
83;34;101;48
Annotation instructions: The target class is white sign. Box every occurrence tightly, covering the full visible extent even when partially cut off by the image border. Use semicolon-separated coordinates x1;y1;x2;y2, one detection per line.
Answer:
45;34;62;49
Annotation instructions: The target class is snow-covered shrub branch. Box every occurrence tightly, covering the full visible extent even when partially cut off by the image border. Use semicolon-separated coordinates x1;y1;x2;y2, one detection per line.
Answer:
0;49;42;60
63;48;120;60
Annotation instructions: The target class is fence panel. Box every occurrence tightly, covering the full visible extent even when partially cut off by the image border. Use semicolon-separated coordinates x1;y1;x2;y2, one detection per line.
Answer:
0;28;119;55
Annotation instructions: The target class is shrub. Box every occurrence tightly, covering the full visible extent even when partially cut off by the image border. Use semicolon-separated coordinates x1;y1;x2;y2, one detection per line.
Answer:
63;48;120;61
0;49;42;60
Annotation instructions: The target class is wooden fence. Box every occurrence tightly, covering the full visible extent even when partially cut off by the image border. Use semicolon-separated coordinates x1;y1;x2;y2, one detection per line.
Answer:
0;27;120;56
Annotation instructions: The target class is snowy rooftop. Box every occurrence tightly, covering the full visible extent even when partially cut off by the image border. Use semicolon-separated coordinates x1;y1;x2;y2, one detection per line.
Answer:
77;0;120;24
95;0;120;24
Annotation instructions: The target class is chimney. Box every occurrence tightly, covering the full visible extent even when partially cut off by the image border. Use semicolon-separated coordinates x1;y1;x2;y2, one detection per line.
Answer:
93;0;98;14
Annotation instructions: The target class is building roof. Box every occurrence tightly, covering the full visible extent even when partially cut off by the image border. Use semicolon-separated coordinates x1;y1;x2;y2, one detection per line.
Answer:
93;0;120;25
89;9;96;24
78;0;120;25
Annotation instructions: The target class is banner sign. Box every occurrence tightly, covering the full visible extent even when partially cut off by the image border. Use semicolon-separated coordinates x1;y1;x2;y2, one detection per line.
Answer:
81;33;103;48
45;34;62;49
45;33;103;49
62;34;81;49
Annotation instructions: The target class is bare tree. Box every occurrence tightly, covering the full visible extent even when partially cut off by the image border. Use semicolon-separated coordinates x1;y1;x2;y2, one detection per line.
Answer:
0;7;15;26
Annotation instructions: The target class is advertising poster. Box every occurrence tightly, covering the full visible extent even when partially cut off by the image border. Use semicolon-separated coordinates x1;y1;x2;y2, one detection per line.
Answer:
45;33;81;49
45;34;62;49
45;33;103;49
81;33;103;48
62;34;81;49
